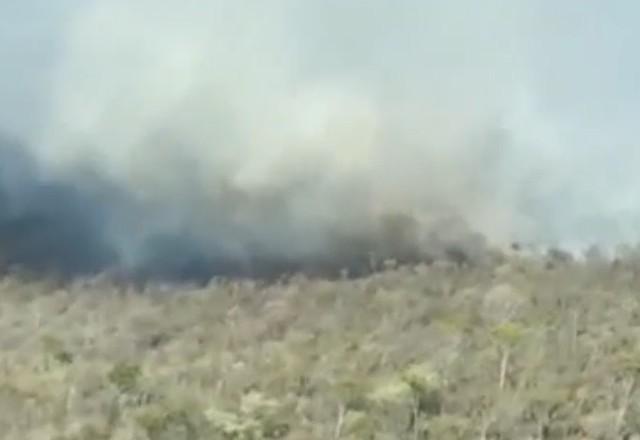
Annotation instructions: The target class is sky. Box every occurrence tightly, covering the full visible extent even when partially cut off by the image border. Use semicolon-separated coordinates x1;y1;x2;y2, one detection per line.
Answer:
0;1;639;277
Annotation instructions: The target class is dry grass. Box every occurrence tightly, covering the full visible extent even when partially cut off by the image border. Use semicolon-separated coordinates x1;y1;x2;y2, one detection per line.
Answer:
2;251;640;439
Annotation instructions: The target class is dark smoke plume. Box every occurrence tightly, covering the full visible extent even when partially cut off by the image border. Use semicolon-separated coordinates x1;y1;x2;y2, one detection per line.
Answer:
0;134;493;282
0;136;120;275
0;135;490;281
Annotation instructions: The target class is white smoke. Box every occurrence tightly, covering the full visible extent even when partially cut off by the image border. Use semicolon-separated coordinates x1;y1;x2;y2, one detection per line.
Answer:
2;1;638;274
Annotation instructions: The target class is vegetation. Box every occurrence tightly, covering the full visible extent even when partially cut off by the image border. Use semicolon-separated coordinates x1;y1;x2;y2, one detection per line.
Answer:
2;248;640;439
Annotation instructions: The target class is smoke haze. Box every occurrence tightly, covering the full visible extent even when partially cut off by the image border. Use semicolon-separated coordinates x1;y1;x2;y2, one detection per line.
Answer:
1;1;639;279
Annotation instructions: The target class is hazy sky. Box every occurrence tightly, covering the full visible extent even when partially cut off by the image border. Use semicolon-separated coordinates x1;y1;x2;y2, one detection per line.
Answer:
2;1;640;248
0;1;82;135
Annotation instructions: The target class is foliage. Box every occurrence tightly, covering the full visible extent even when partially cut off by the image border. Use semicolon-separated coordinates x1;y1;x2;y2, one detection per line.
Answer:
0;252;639;438
107;362;142;393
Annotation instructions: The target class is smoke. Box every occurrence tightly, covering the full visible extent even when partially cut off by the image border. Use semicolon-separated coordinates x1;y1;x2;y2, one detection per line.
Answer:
1;1;639;279
0;136;121;274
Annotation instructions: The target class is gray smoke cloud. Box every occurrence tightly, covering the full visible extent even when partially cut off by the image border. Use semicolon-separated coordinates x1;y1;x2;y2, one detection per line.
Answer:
1;1;639;279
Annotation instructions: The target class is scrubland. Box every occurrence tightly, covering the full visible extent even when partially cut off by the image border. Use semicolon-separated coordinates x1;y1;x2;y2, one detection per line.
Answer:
2;248;640;439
